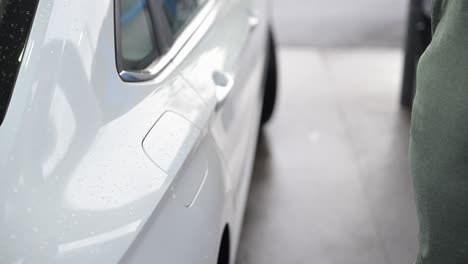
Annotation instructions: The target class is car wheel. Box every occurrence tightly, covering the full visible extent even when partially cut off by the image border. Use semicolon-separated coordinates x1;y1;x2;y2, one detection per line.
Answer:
260;29;278;125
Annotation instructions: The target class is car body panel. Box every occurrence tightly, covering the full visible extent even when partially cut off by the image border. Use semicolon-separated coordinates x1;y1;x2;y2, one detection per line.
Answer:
121;134;226;264
207;0;269;259
0;0;269;263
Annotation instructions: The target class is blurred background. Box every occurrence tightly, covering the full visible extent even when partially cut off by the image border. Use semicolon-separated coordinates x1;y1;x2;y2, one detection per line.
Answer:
237;0;426;263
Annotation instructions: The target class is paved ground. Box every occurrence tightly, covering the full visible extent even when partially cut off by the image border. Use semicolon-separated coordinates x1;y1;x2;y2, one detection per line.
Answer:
272;0;409;48
237;48;418;264
236;1;418;263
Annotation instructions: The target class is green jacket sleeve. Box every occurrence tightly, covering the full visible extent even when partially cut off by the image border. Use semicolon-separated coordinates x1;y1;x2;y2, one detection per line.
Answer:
411;1;468;263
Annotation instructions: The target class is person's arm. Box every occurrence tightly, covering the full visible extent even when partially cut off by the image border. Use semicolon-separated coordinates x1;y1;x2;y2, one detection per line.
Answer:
411;1;468;263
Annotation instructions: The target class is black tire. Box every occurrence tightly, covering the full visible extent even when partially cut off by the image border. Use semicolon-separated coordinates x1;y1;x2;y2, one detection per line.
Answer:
260;29;278;125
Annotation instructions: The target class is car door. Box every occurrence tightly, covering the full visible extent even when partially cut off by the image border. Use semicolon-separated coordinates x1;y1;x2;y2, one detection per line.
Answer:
112;0;235;262
202;0;269;232
177;0;269;238
115;0;271;260
115;0;268;261
168;0;268;218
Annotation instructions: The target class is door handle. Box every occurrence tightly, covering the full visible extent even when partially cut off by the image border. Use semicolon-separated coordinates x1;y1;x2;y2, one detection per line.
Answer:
213;70;234;111
248;12;260;32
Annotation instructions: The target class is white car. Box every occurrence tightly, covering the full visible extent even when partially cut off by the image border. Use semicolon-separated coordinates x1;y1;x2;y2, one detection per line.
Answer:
0;0;277;263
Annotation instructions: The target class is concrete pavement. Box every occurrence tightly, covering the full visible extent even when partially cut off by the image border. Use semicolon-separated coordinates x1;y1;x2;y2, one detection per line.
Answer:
272;0;409;48
236;1;418;263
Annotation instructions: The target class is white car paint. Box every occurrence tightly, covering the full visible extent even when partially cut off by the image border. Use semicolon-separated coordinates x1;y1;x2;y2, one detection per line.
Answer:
0;0;269;263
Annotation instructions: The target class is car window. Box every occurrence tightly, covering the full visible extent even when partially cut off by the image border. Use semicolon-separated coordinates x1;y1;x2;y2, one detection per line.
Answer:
0;0;39;126
116;0;209;76
161;0;207;36
119;0;159;71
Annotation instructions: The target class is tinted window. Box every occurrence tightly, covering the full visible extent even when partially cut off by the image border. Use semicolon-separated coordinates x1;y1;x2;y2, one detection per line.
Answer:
118;0;159;71
0;0;39;126
161;0;207;36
